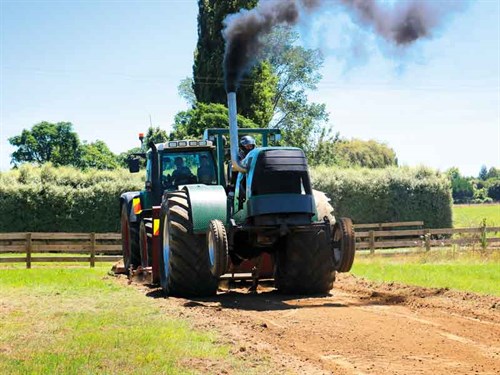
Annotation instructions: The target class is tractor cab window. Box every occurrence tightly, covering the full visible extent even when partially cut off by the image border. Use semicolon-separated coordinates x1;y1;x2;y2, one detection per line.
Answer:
160;150;216;189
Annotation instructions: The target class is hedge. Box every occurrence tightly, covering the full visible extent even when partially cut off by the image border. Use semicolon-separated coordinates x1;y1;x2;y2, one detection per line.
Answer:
311;166;453;228
0;164;452;232
0;164;143;232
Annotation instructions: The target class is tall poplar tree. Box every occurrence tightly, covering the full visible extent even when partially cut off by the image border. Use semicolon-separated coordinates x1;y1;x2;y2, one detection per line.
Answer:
193;0;276;126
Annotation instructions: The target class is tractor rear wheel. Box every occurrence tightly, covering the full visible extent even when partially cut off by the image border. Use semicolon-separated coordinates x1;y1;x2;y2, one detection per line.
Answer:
275;229;335;295
333;217;356;272
159;191;219;297
120;203;140;271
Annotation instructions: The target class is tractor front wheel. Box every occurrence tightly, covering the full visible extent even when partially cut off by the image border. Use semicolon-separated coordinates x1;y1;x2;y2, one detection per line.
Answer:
159;191;219;297
275;229;335;295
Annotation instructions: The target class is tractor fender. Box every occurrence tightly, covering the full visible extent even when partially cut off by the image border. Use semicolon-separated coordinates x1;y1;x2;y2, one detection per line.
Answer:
119;191;141;223
183;185;227;234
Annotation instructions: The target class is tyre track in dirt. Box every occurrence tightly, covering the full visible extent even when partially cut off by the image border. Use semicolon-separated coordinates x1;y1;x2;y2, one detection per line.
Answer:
126;274;500;375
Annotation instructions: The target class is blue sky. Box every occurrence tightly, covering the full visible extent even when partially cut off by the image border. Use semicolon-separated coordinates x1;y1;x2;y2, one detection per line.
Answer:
1;0;498;177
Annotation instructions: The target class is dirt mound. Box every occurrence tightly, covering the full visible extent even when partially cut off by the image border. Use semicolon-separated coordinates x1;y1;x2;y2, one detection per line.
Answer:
336;273;500;323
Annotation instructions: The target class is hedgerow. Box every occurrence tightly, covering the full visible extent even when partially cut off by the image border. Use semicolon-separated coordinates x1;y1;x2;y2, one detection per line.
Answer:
310;166;452;228
0;164;143;232
0;164;452;232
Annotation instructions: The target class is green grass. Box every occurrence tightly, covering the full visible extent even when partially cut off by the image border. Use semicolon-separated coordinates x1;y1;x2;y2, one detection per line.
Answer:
352;250;500;296
0;267;253;374
453;203;500;227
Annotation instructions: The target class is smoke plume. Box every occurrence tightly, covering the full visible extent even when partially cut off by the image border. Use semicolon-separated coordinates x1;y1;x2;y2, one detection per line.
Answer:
338;0;466;46
222;0;467;92
222;0;321;92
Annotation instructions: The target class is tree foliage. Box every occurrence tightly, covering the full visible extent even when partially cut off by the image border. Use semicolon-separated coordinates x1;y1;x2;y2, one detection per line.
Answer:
486;179;500;201
9;122;80;167
486;167;500;180
446;167;474;203
78;140;119;170
479;165;488;180
145;126;169;145
9;121;125;171
334;139;398;168
193;0;264;121
170;102;258;140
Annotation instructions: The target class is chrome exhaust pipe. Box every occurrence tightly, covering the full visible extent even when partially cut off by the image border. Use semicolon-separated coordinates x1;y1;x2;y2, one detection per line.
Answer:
227;92;246;173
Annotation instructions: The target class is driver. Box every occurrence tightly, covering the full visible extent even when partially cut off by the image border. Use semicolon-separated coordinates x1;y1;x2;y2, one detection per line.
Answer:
197;155;215;184
172;157;194;184
238;135;256;160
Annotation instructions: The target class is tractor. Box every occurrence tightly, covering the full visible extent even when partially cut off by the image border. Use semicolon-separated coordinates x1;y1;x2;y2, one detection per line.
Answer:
120;92;355;296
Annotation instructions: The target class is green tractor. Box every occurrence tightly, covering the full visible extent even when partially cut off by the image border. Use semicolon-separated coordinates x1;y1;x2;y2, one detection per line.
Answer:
120;92;355;296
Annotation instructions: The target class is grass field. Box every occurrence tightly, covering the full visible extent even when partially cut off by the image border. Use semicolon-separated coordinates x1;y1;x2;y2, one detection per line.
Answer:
352;250;500;296
0;266;256;374
453;203;500;227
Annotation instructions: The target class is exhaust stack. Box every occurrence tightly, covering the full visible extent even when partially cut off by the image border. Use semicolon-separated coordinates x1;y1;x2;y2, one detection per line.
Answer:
227;92;246;173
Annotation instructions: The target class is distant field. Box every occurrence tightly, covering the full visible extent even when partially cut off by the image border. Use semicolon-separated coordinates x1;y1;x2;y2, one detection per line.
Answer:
0;267;258;374
352;250;500;296
453;203;500;227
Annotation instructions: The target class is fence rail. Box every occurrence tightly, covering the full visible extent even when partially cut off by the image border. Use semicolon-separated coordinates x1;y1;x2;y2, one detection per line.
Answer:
355;226;500;253
0;232;122;268
354;221;424;230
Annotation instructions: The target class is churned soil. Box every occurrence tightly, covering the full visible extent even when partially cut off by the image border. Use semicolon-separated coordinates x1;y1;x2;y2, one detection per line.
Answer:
121;273;500;375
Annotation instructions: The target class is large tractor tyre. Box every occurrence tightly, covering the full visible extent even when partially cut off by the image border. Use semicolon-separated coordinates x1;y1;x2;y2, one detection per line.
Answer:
159;191;219;297
312;189;335;224
139;218;153;269
207;220;229;278
120;203;140;271
275;229;335;295
333;217;356;273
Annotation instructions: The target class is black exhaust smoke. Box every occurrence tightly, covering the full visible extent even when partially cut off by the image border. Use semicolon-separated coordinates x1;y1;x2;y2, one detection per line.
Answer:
222;0;466;91
222;0;321;93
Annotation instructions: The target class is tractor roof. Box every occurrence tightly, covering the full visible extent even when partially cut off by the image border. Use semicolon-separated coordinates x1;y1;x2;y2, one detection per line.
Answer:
156;140;213;151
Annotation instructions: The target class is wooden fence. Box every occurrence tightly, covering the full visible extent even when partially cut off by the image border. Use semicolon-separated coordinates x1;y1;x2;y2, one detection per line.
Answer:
355;225;500;253
354;221;424;231
0;232;122;268
1;221;499;267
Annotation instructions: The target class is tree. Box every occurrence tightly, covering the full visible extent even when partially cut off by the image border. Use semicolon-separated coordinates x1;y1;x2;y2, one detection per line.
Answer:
479;165;488;180
487;179;500;201
193;0;263;120
78;140;119;170
446;167;474;203
145;126;169;145
258;28;331;158
178;77;197;106
486;167;500;180
170;102;259;140
9;122;80;167
334;139;398;168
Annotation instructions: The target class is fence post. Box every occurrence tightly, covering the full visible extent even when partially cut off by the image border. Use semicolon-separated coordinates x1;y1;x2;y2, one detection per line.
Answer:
369;230;375;254
90;233;96;268
424;229;431;251
26;233;32;269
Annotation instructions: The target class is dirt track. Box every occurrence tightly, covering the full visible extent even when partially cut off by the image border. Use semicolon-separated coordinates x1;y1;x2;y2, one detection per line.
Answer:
129;274;500;375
